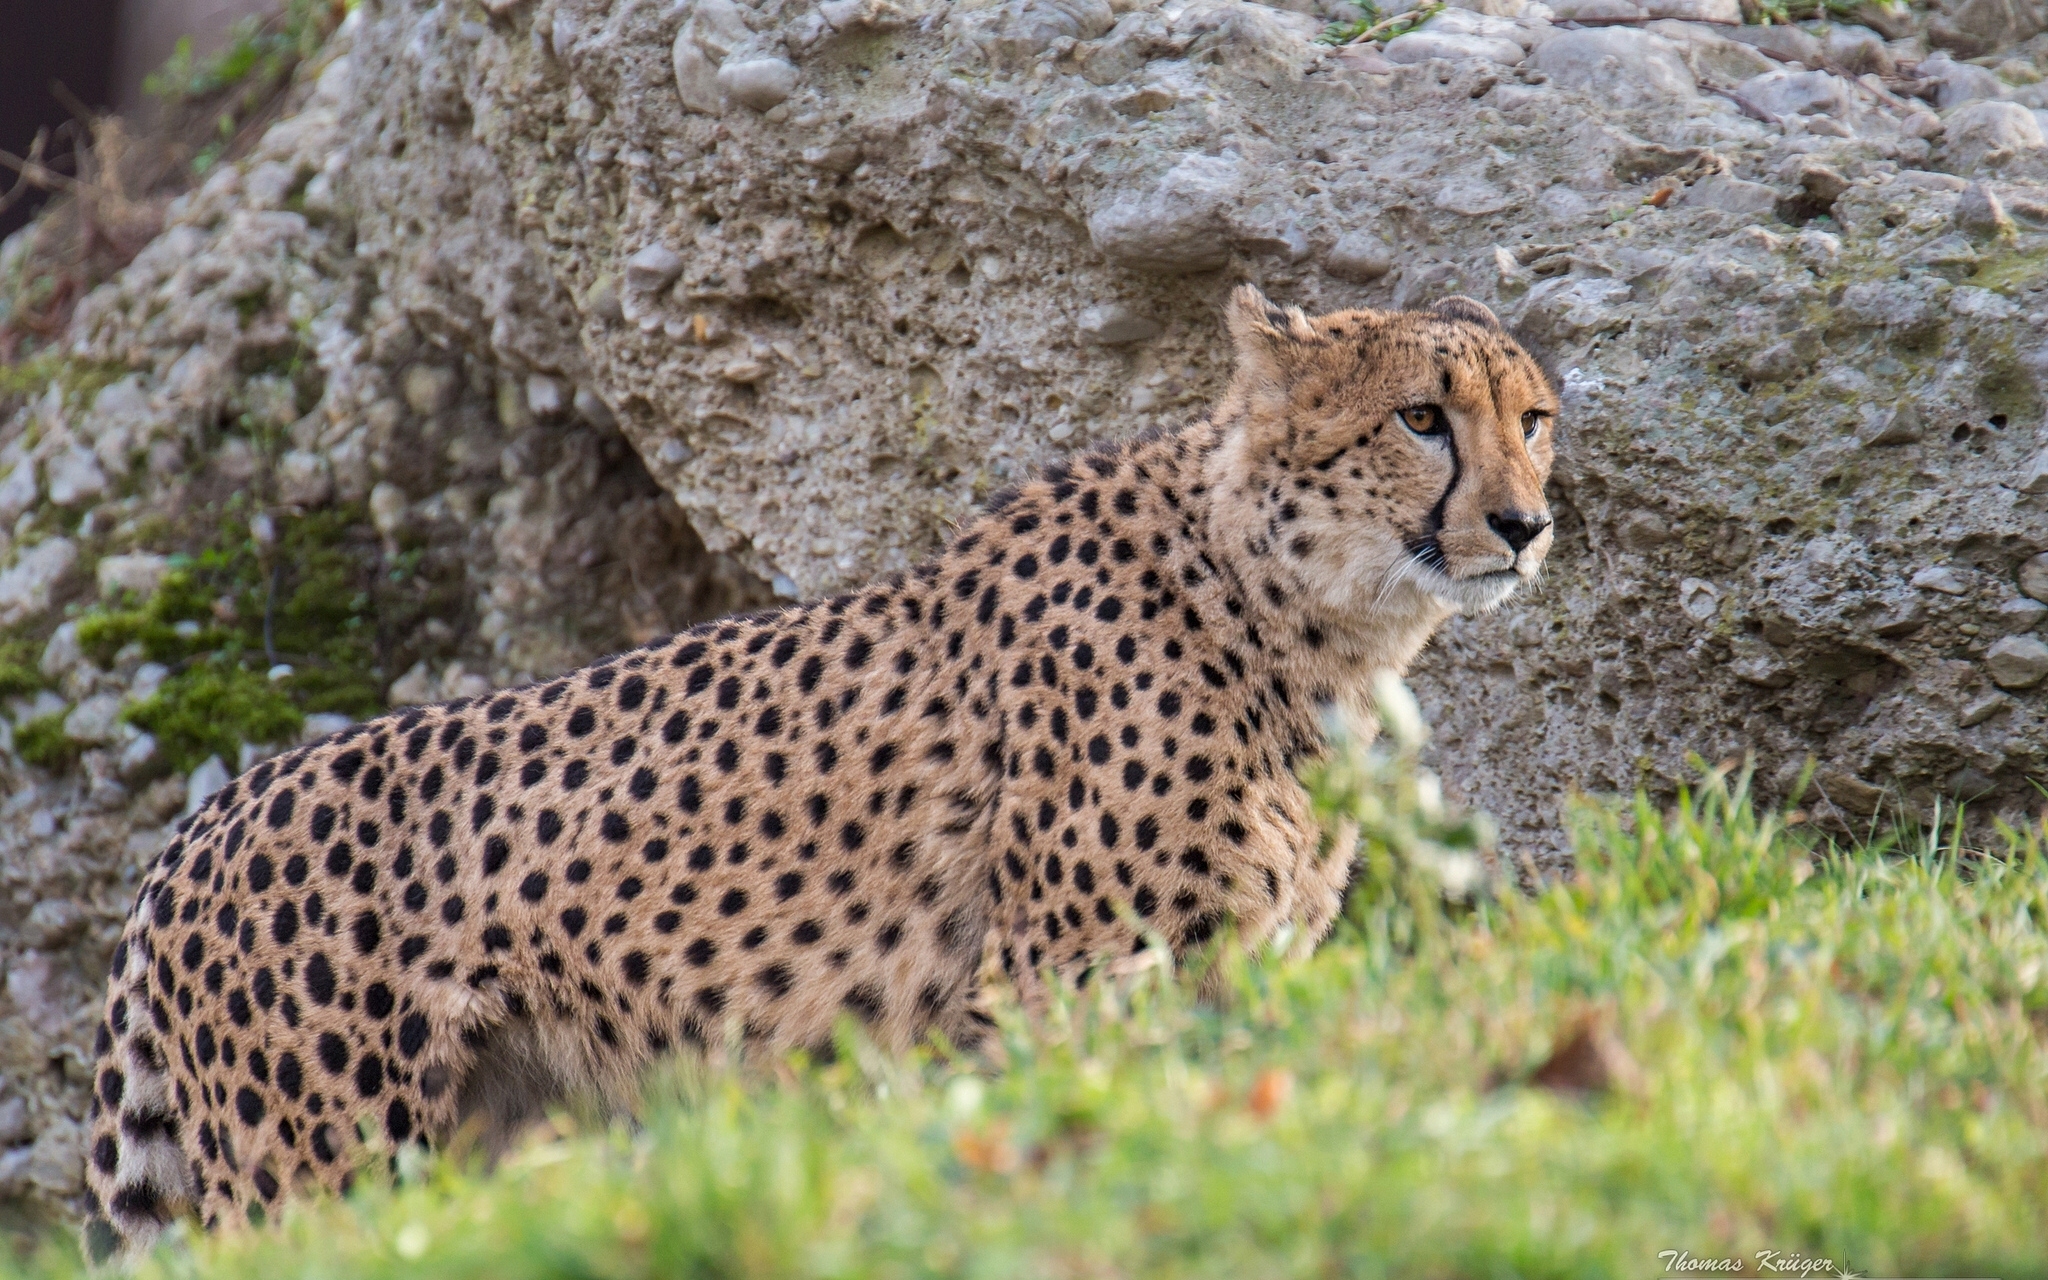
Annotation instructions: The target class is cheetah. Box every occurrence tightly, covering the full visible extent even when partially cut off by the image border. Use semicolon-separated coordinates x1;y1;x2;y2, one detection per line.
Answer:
81;286;1556;1253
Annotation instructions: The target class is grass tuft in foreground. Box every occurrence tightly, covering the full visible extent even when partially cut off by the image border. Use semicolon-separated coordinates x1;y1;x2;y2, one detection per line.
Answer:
9;684;2048;1278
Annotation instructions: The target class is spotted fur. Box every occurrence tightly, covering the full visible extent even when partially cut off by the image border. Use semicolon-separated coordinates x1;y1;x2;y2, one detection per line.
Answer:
81;287;1556;1254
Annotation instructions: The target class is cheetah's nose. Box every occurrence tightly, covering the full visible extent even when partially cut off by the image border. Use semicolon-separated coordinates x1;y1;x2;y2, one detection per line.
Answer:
1486;510;1551;554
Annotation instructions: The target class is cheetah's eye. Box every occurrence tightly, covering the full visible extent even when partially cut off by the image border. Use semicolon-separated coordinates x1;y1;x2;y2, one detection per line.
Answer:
1521;410;1548;440
1398;405;1446;437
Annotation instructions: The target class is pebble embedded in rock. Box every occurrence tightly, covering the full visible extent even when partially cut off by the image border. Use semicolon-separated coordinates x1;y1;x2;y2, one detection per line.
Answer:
1323;232;1393;283
1738;68;1851;120
1382;30;1527;65
625;243;686;292
2018;447;2048;495
1529;28;1698;108
1726;22;1824;68
277;450;335;507
45;446;107;508
2020;554;2048;605
1942;101;2047;171
1087;154;1241;275
185;756;232;815
1996;597;2048;632
1955;183;2016;238
1641;0;1741;21
1958;691;2010;727
718;56;798;111
1984;634;2048;689
0;539;78;627
1078;303;1161;345
95;553;169;600
1911;565;1970;595
63;694;124;744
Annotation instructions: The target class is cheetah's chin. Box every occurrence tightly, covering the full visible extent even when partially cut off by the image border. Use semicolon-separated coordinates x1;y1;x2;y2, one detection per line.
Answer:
1423;568;1526;615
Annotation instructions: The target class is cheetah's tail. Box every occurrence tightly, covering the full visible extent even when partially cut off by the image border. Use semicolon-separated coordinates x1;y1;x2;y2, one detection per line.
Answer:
81;915;194;1263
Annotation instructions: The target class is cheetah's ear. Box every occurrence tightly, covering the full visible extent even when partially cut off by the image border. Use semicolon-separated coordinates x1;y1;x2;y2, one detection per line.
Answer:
1224;284;1318;385
1431;296;1502;331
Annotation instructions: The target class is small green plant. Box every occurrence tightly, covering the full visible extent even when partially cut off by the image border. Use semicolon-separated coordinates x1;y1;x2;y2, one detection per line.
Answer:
1317;0;1384;43
13;712;81;772
1742;0;1901;24
140;0;351;175
1316;0;1444;45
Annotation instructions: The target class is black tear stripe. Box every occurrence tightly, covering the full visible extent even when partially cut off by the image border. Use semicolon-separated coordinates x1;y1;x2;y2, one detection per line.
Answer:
1404;411;1462;575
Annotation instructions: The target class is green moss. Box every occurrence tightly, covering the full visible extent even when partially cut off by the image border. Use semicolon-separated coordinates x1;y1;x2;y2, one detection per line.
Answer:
123;660;303;774
0;632;44;698
63;501;424;772
0;353;130;413
13;713;81;773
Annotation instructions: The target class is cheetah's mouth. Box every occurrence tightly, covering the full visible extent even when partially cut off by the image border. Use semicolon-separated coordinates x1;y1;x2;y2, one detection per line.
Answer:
1410;562;1527;614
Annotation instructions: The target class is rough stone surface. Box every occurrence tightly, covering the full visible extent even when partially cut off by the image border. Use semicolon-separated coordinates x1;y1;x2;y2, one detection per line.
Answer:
7;0;2048;1229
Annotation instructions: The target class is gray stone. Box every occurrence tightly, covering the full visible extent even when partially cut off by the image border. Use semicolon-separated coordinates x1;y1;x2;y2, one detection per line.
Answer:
1959;691;2011;727
39;620;82;679
63;693;124;744
1678;173;1781;216
131;662;169;702
1725;22;1823;68
0;1096;27;1147
1643;21;1777;83
1078;303;1162;345
1996;597;2048;631
1323;232;1393;282
1551;0;1649;23
1528;28;1698;108
1912;564;1971;595
1641;0;1740;20
1737;68;1853;119
1861;401;1924;447
1383;30;1528;65
22;899;88;950
625;243;686;292
1930;0;2048;58
717;56;799;111
2021;553;2048;604
2022;447;2048;494
1087;154;1242;274
402;364;459;415
1955;183;2017;237
300;712;357;742
0;459;38;524
118;732;160;780
1943;101;2047;169
1822;24;1892;75
45;445;107;507
277;449;335;507
186;755;232;814
0;539;77;626
1985;635;2048;688
1919;55;2010;109
96;552;170;600
1840;278;1948;333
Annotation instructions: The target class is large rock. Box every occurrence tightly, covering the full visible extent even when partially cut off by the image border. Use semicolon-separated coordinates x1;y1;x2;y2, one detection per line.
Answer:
310;0;2048;852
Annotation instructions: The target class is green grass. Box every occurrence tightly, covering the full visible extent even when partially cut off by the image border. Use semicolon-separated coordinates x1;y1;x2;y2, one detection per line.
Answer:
8;693;2048;1278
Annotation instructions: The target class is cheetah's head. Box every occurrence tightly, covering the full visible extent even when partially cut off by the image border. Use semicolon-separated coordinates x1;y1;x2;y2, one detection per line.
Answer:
1208;285;1557;623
